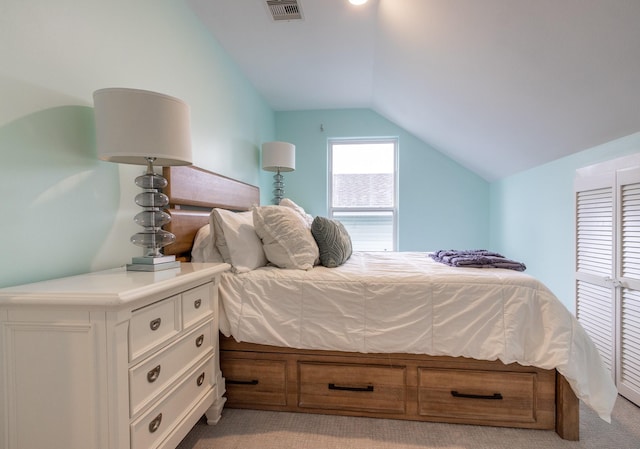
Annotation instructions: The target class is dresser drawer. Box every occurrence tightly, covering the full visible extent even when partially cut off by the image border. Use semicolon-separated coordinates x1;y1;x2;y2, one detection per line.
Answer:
129;320;214;417
182;282;213;329
418;368;540;423
298;362;406;414
130;356;214;449
129;295;181;361
222;357;287;406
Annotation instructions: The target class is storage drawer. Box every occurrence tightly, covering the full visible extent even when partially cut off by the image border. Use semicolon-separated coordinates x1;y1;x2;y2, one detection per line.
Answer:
182;283;214;329
130;356;214;449
222;358;287;406
418;368;539;423
129;295;181;361
129;320;214;417
298;362;406;414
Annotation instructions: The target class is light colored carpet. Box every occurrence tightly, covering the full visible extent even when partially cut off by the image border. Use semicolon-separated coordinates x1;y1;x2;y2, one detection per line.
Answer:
177;395;639;449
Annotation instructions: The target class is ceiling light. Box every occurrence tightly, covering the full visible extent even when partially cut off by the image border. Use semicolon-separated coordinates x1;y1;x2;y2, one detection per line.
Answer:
349;0;368;5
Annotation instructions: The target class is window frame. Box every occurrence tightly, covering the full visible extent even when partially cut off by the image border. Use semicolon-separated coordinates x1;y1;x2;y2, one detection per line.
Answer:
328;138;398;251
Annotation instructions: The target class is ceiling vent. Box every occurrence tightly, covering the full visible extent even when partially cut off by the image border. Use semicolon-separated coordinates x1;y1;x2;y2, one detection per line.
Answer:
266;0;303;21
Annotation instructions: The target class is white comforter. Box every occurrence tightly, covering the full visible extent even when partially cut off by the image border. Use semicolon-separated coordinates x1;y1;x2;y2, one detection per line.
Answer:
218;251;617;422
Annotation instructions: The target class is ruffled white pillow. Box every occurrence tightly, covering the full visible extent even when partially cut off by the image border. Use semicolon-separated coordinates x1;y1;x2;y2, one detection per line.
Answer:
279;198;313;226
253;205;319;270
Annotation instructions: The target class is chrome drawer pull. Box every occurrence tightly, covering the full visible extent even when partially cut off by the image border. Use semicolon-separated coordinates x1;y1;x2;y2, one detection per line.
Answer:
149;318;161;331
195;334;204;347
197;372;205;387
147;365;161;383
227;379;259;386
451;391;503;400
328;383;374;392
194;298;202;309
148;413;162;433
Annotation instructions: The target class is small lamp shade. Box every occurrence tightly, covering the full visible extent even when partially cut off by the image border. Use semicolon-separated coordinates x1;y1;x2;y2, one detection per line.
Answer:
93;88;192;166
262;141;295;172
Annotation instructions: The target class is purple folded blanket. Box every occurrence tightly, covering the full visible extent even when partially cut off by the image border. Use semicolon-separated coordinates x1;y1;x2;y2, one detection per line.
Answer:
429;249;526;272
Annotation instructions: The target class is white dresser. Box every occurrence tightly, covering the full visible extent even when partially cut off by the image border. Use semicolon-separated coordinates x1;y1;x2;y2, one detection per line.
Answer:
0;263;229;449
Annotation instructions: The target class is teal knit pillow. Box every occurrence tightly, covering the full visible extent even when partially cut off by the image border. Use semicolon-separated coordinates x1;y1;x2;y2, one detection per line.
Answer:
311;216;353;268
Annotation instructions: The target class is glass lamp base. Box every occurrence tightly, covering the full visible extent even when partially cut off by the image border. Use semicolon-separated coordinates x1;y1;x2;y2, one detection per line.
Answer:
272;171;285;205
127;158;179;272
126;255;180;271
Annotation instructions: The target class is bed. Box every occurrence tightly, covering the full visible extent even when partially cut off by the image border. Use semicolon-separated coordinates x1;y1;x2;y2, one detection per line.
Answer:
162;165;617;441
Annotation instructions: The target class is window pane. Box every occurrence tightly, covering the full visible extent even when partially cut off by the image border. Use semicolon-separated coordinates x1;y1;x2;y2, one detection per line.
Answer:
332;143;395;174
330;139;397;251
332;173;394;207
332;143;395;208
334;211;394;252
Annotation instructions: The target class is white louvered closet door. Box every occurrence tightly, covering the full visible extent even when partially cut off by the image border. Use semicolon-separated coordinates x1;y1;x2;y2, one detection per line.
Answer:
575;174;615;376
617;166;640;405
575;156;640;407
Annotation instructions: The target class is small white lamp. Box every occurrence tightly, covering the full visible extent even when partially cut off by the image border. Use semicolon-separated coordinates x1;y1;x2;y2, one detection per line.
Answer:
93;87;193;271
262;141;295;204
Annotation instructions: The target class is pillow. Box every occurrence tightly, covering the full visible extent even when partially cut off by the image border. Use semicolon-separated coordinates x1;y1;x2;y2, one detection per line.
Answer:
253;206;319;270
211;209;267;273
190;223;224;263
211;210;231;263
279;198;313;227
311;216;353;268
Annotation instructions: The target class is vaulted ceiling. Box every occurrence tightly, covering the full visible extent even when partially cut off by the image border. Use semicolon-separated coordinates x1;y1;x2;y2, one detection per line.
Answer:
187;0;640;181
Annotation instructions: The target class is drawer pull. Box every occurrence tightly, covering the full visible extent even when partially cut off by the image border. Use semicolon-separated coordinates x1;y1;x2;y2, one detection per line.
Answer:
451;391;503;400
328;383;374;393
147;365;161;383
195;334;205;347
197;372;205;387
148;413;162;433
227;379;259;386
149;318;162;331
194;298;202;309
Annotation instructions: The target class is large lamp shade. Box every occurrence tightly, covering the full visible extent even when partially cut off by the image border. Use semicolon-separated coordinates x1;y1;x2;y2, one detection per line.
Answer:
94;88;192;166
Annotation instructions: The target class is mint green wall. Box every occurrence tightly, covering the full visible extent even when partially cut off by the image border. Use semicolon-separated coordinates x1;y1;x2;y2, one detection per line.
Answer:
5;0;634;304
0;1;274;288
490;132;640;310
272;109;490;251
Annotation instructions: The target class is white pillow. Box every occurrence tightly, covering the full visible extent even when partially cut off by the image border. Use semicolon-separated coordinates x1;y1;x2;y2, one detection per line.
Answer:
279;198;313;226
190;224;224;263
211;209;267;273
253;205;319;270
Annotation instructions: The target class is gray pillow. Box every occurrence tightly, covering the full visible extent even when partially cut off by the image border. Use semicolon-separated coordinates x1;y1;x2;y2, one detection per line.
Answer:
311;216;353;268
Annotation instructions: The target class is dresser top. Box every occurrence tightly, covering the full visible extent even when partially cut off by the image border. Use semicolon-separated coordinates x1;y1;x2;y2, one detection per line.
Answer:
0;263;229;307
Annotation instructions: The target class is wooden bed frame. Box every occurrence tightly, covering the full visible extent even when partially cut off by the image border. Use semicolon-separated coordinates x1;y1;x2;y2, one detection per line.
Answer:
162;165;580;440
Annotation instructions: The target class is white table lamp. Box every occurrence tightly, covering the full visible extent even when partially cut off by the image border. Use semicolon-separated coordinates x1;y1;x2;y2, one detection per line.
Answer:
262;141;295;204
93;87;193;271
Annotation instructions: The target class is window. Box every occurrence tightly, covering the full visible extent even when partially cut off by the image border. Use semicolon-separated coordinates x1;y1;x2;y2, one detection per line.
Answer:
329;139;397;251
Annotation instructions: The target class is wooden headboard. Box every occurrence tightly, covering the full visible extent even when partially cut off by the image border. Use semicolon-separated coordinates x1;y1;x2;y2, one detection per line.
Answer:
162;165;260;260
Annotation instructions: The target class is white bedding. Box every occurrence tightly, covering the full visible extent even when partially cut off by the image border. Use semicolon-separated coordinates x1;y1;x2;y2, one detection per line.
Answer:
218;251;618;422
